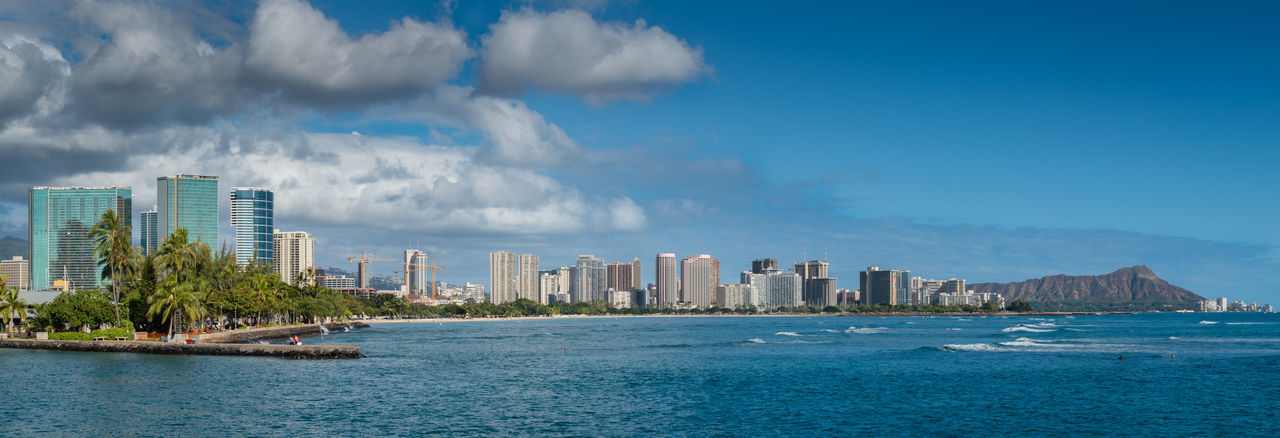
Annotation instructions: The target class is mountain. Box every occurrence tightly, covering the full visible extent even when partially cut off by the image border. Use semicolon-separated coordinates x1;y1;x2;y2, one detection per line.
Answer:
970;265;1204;309
0;237;25;260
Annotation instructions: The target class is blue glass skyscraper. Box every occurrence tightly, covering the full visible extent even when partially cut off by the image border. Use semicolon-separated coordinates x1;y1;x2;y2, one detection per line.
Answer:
156;175;218;247
230;187;274;265
28;186;132;291
139;208;158;255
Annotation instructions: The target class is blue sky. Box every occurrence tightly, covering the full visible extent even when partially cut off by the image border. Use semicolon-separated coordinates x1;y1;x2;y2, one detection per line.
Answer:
0;0;1276;302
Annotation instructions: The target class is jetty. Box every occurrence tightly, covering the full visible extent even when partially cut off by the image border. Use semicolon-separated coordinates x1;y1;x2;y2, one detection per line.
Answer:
197;322;369;343
0;338;363;359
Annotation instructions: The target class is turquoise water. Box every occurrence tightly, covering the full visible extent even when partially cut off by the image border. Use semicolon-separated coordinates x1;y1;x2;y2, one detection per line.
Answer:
2;313;1279;436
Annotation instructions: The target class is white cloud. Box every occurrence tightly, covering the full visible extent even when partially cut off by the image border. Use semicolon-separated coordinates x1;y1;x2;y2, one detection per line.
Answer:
407;85;582;166
477;9;709;103
244;0;472;105
0;37;67;126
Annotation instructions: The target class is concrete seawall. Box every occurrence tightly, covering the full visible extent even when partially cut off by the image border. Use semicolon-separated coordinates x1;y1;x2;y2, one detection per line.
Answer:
0;338;362;359
198;322;370;344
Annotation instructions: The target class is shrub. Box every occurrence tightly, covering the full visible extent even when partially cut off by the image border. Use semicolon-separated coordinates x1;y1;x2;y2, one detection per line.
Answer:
89;328;134;339
49;332;93;341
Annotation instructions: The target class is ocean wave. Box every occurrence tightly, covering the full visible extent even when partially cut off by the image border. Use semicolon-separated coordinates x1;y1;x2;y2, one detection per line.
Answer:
820;329;841;333
746;338;766;344
1225;322;1269;325
1002;325;1054;333
844;326;888;334
941;337;1127;353
775;332;803;337
1198;321;1219;325
939;343;1003;352
945;328;964;331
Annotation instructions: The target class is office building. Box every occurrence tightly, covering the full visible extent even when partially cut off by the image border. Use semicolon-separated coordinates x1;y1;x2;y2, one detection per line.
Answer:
570;255;606;303
752;258;779;274
320;275;356;289
860;267;910;306
156;175;218;245
656;253;677;307
230;187;274;265
631;257;642;290
1;256;30;290
793;260;829;279
680;255;717;308
489;251;517;304
607;262;635;293
28;186;132;291
272;230;314;286
403;249;430;296
804;277;838;307
139;208;158;255
518;254;539;302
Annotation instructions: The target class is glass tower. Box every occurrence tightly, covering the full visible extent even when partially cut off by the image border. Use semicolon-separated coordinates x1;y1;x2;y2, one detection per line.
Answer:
230;187;274;265
28;186;132;291
156;175;218;247
140;208;158;255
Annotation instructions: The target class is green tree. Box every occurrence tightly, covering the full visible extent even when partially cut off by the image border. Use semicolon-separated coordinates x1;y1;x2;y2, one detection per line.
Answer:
1006;300;1034;312
89;208;133;326
148;278;208;338
1;280;29;335
34;290;115;331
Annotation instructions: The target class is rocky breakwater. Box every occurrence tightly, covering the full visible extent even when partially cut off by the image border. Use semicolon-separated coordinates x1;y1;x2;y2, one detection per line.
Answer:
198;322;370;344
0;339;363;359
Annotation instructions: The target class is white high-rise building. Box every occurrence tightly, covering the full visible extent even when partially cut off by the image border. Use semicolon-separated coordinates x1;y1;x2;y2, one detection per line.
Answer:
518;254;539;303
716;284;750;309
0;256;30;291
742;269;802;309
489;251;517;304
680;254;716;309
139;208;158;256
272;230;314;286
538;272;559;305
403;249;430;296
656;253;677;307
570;255;605;303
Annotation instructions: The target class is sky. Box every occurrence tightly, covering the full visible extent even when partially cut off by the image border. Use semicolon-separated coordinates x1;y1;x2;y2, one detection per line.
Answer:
0;0;1276;302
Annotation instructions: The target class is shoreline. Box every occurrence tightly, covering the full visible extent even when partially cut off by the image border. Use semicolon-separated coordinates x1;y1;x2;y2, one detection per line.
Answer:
0;338;363;359
355;312;1126;324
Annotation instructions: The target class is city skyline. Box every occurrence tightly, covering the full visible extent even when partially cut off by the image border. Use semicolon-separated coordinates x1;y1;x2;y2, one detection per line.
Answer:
0;0;1276;303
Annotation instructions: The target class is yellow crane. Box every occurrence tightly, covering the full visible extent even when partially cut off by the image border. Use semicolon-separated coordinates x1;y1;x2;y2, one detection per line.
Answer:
347;249;396;289
396;260;448;302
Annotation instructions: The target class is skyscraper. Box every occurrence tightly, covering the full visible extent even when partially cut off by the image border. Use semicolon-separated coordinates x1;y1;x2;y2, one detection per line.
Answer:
752;258;779;274
793;260;829;279
403;249;429;295
656;253;677;307
518;253;540;302
794;260;833;307
230;187;274;266
156;175;218;246
28;186;132;291
272;230;314;286
570;255;605;303
631;257;642;290
489;251;517;304
860;267;909;306
606;262;634;293
680;255;716;308
139;208;158;255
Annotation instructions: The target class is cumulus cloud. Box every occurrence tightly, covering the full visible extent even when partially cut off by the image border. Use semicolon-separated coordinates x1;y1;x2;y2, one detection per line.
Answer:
477;9;709;103
244;0;472;105
407;85;581;166
0;38;66;126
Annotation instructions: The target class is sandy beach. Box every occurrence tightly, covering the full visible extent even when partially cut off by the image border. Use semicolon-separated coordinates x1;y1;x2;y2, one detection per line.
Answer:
351;312;1091;324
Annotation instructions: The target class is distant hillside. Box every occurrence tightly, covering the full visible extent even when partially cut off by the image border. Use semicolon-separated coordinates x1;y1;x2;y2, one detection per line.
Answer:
971;265;1204;310
0;236;25;260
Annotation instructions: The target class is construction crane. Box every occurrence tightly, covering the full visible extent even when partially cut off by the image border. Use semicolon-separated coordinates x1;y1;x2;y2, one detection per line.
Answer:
347;249;396;289
396;260;447;302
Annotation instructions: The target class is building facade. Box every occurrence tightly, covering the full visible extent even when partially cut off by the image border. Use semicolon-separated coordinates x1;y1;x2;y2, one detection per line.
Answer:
570;255;605;303
403;249;430;296
156;175;218;246
656;253;677;307
803;277;838;307
28;186;132;291
489;251;517;304
518;254;540;303
1;256;30;291
860;267;910;306
606;262;634;293
680;255;716;309
631;257;642;290
752;258;779;274
716;284;750;309
272;231;314;286
230;187;274;266
139;208;158;255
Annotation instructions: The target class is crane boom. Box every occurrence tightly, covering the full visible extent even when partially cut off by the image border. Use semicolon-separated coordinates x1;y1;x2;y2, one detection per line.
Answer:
347;249;396;289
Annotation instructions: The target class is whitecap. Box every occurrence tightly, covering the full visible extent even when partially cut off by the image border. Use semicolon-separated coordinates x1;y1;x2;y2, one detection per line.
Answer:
1198;321;1219;325
1168;337;1180;340
845;326;888;334
747;338;766;344
1002;325;1054;333
775;331;803;337
820;329;841;333
940;343;1003;352
945;328;964;331
1225;322;1266;325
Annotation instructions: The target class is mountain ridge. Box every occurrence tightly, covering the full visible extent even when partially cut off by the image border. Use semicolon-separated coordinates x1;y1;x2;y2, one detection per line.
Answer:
970;265;1204;305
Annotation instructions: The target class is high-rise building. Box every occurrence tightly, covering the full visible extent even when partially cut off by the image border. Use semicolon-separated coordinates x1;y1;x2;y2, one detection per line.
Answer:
28;186;132;291
752;258;779;274
570;255;605;303
860;267;910;306
607;262;634;293
793;260;829;279
803;277;838;307
403;249;430;295
794;260;831;307
518;254;539;302
230;187;274;266
631;257;642;290
656;253;677;307
538;271;559;305
1;256;30;291
716;284;750;309
489;251;517;304
680;255;716;309
272;230;314;286
139;208;158;255
156;175;218;246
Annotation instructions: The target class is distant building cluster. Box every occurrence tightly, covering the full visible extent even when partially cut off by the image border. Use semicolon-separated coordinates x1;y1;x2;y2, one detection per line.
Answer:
20;175;317;293
1200;297;1274;313
487;251;1005;310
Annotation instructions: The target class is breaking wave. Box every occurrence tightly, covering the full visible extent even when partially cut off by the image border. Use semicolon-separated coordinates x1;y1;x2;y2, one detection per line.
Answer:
746;338;766;344
1002;323;1059;333
774;332;803;337
1198;321;1219;325
845;326;888;334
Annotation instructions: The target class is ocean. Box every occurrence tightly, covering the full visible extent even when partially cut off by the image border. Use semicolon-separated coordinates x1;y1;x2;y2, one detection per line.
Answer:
2;313;1278;436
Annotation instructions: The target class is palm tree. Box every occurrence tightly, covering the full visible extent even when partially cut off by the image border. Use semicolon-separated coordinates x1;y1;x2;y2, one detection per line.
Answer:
90;209;133;326
147;278;207;339
156;229;196;283
1;282;29;335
